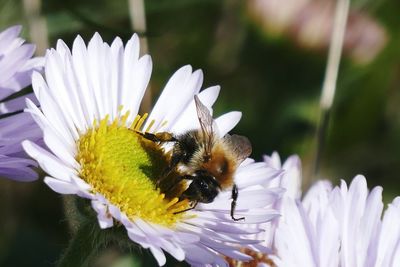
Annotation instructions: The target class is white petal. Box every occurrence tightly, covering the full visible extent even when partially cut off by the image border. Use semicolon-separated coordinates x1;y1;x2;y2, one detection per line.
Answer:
31;72;75;145
171;85;220;134
280;155;302;199
123;55;152;125
43;127;79;169
375;197;400;267
149;245;166;266
92;199;114;229
71;35;96;124
184;244;218;265
275;198;317;267
44;176;79;194
87;33;107;119
22;140;75;182
146;65;203;132
215;111;242;137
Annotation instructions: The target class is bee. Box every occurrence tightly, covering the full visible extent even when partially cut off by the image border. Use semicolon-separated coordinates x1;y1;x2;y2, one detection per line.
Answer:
140;95;252;221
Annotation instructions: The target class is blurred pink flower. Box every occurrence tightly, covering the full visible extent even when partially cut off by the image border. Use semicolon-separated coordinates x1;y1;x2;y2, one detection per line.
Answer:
247;0;387;64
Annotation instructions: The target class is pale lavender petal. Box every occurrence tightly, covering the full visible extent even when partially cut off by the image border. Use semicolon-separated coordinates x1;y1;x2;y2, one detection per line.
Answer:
0;26;22;51
0;113;41;181
0;93;38;115
0;27;43;95
274;198;317;267
44;176;80;194
280;155;302;199
92;198;114;229
0;162;37;181
0;25;43;182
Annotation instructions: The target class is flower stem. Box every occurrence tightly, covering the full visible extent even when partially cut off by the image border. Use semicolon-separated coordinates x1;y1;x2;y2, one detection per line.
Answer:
22;0;49;55
62;195;81;234
57;211;137;267
57;220;103;267
312;0;350;181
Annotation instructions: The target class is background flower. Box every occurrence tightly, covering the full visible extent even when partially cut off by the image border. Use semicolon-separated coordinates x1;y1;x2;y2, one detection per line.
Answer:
271;156;400;267
235;153;400;267
0;25;43;181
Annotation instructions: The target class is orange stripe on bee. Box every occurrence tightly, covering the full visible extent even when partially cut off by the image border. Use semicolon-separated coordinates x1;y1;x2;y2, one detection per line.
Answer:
202;145;238;189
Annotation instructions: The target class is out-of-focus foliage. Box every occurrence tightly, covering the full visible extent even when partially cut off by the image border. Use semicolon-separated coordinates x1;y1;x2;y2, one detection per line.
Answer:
0;0;399;266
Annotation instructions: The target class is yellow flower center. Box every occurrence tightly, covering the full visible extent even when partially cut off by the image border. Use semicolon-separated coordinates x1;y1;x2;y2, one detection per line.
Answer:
76;112;189;227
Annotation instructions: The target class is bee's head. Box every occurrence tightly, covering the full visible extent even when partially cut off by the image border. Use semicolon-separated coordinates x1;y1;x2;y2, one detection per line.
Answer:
181;173;220;203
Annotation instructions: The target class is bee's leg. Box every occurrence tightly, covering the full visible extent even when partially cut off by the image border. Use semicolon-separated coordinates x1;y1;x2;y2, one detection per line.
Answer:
136;132;178;188
156;153;184;189
157;145;186;186
173;200;198;214
161;175;182;193
136;131;177;143
230;184;245;221
161;150;181;177
156;175;169;189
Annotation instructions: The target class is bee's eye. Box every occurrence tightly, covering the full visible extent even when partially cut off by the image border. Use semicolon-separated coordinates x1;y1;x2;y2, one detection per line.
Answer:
199;180;209;189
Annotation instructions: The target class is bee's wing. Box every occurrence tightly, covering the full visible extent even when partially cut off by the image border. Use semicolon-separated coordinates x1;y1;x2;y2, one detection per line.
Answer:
194;95;214;156
224;134;252;163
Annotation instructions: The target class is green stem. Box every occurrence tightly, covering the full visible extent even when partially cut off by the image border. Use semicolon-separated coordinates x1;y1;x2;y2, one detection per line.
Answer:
57;220;103;267
62;195;82;234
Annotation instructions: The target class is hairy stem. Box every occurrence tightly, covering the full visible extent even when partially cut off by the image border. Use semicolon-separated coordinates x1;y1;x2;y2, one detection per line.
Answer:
57;220;103;267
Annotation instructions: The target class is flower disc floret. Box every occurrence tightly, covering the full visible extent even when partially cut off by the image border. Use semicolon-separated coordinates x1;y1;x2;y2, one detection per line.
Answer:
77;113;189;226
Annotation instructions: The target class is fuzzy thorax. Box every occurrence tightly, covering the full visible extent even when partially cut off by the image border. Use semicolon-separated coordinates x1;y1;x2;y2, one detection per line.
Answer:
76;112;189;227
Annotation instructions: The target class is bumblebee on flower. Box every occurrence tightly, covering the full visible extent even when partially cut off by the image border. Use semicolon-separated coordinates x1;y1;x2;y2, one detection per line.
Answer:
23;32;282;265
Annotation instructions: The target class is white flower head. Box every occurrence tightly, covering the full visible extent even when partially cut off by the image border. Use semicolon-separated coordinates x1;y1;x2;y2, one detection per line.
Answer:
263;152;302;200
23;33;281;265
273;174;400;267
224;153;299;266
0;25;43;181
256;152;303;249
239;153;400;267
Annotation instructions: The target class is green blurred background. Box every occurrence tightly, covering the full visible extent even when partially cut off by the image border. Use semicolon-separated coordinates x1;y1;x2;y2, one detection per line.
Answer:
0;0;399;266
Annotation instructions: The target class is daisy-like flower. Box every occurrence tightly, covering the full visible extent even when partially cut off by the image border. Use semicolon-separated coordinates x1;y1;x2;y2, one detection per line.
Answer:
231;153;400;267
261;152;302;247
271;162;400;267
0;25;43;181
263;152;302;201
225;153;301;266
22;33;282;265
